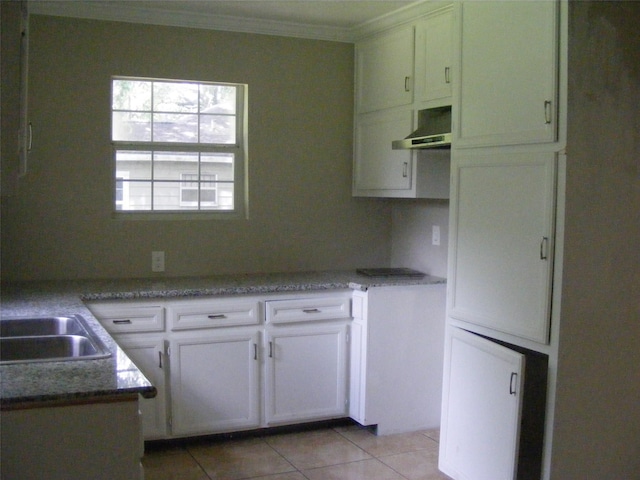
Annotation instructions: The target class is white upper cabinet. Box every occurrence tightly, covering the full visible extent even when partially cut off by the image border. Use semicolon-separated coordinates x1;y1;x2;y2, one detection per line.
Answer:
352;7;453;199
455;1;559;148
448;151;557;344
415;6;453;106
353;108;414;193
355;25;415;114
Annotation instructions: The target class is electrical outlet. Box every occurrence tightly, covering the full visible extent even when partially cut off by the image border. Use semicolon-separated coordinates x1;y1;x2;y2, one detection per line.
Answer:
432;226;441;246
151;251;165;272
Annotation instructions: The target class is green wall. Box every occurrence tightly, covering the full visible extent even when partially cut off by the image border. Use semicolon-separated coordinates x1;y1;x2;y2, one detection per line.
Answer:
1;14;391;280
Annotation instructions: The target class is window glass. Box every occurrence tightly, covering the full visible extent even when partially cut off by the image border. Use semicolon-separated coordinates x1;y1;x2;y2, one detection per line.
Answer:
111;77;246;215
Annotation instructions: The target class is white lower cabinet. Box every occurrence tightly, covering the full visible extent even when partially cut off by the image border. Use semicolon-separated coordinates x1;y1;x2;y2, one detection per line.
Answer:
439;327;526;480
170;329;261;436
349;284;446;435
89;287;445;439
265;322;348;425
114;334;168;439
88;291;353;439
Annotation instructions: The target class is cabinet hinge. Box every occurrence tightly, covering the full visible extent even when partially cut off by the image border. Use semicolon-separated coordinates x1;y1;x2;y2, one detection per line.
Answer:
166;346;171;357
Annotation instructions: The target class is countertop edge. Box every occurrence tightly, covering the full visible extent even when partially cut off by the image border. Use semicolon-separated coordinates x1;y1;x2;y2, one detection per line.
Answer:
1;270;446;407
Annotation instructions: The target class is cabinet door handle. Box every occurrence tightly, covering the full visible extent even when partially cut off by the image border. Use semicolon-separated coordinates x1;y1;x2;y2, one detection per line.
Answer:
207;314;227;319
445;66;451;84
158;351;163;369
540;236;549;260
510;372;518;395
402;162;408;178
27;122;33;152
269;341;273;358
404;76;411;92
303;308;320;314
112;319;132;324
544;100;552;124
253;343;257;361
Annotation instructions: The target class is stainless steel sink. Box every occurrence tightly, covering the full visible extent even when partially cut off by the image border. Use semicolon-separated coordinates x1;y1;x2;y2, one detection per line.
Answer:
0;316;84;337
0;315;112;364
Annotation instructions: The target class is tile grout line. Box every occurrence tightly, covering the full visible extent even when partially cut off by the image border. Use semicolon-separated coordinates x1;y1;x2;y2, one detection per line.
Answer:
185;445;215;480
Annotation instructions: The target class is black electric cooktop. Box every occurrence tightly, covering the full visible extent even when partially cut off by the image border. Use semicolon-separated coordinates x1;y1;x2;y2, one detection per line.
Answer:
356;268;426;278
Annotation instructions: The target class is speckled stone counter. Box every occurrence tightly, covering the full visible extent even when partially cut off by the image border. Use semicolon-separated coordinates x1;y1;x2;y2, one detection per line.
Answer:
1;270;445;408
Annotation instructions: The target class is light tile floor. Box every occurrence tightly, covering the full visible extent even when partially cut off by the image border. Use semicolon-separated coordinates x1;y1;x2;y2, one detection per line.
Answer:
143;423;452;480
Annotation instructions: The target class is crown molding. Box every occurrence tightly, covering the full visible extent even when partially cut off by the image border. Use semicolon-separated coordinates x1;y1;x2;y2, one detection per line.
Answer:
351;1;451;40
28;1;450;43
28;1;353;42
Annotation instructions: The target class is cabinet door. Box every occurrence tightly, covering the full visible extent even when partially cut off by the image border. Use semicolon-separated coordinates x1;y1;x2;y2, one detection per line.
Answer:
439;327;525;480
115;335;168;439
415;7;453;105
170;330;260;435
449;151;556;343
448;151;556;343
456;1;558;147
353;108;414;194
265;323;348;425
356;25;414;113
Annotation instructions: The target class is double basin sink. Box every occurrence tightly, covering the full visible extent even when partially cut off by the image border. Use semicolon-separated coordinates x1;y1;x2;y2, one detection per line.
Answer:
0;315;112;364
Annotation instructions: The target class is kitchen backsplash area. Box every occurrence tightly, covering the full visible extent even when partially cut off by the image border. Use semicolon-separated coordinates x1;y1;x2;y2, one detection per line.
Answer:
391;200;449;279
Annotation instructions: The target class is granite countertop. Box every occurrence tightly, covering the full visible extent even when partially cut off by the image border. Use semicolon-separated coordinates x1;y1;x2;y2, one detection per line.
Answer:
0;270;445;408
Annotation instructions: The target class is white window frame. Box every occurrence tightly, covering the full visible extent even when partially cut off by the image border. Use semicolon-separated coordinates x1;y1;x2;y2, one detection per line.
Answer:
111;76;248;219
115;170;130;210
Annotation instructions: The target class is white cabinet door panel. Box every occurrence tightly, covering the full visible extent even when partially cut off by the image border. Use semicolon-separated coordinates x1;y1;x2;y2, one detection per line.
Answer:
115;335;168;439
170;330;260;435
265;323;347;425
440;327;525;480
449;151;556;343
356;25;414;113
354;109;413;192
456;1;558;147
416;7;453;105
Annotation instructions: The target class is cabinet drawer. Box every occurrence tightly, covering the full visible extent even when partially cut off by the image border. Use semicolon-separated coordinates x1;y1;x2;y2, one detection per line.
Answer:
266;295;351;325
168;297;261;330
87;302;165;333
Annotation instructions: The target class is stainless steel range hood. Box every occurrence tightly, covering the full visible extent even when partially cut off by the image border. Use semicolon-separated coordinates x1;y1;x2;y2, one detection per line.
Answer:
392;106;452;150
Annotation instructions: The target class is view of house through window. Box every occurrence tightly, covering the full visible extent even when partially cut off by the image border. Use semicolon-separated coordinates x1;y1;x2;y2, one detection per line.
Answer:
111;77;246;213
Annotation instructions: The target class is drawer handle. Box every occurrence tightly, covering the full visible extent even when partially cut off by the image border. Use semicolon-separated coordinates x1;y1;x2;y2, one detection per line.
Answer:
207;314;227;319
112;319;132;325
303;308;321;314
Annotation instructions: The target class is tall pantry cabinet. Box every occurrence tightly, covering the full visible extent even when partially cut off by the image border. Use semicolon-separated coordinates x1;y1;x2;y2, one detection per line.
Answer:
439;2;564;480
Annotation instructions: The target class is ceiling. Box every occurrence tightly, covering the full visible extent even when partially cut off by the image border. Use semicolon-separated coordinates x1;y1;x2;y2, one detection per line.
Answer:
28;0;433;42
126;1;417;29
